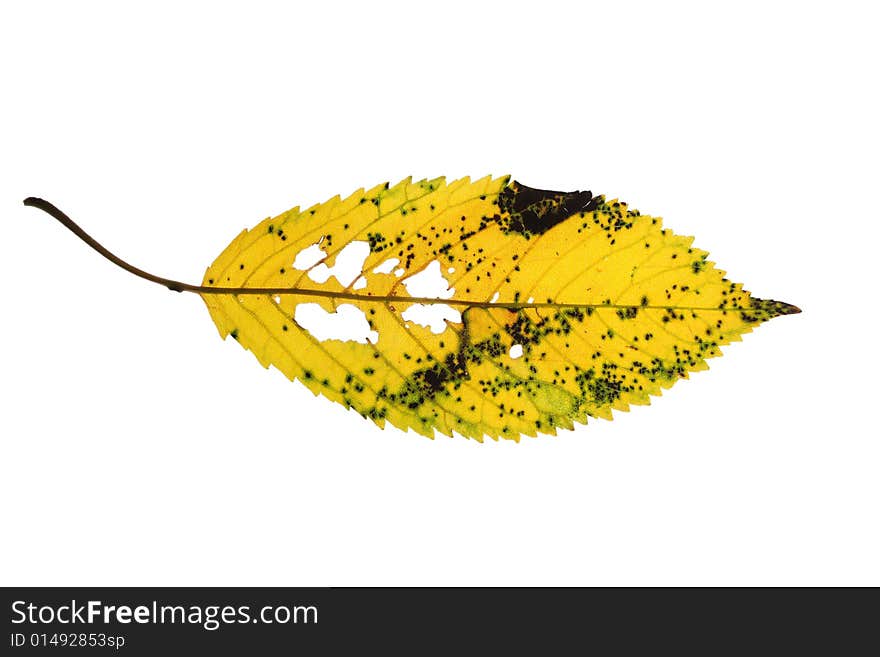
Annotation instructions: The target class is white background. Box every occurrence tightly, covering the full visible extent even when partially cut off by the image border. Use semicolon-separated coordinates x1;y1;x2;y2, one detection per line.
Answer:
1;1;877;586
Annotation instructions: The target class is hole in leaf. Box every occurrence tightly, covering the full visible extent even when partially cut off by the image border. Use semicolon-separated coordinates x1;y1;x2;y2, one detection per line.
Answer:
294;303;378;344
305;241;370;286
292;244;326;270
403;260;453;299
373;258;399;274
401;303;461;334
509;344;523;359
353;276;367;290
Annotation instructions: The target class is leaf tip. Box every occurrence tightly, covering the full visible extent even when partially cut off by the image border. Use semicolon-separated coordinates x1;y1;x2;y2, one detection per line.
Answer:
746;298;802;322
760;298;801;316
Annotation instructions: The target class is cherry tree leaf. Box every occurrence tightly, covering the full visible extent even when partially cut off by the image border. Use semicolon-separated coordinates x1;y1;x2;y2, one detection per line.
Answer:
25;176;799;441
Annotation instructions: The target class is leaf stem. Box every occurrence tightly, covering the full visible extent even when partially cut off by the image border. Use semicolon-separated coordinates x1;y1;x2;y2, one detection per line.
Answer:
24;197;196;293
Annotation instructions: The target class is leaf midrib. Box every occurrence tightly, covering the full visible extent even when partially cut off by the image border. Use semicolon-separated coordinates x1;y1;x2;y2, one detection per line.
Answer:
197;286;742;311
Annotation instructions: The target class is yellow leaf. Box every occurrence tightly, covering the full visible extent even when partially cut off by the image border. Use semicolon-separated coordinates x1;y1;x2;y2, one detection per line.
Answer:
24;177;799;441
199;177;799;441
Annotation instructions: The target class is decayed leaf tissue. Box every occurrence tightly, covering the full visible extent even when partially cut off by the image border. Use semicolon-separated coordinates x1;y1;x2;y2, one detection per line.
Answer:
26;176;799;441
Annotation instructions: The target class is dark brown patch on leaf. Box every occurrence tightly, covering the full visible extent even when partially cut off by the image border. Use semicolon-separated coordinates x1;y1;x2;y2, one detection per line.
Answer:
497;181;598;236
